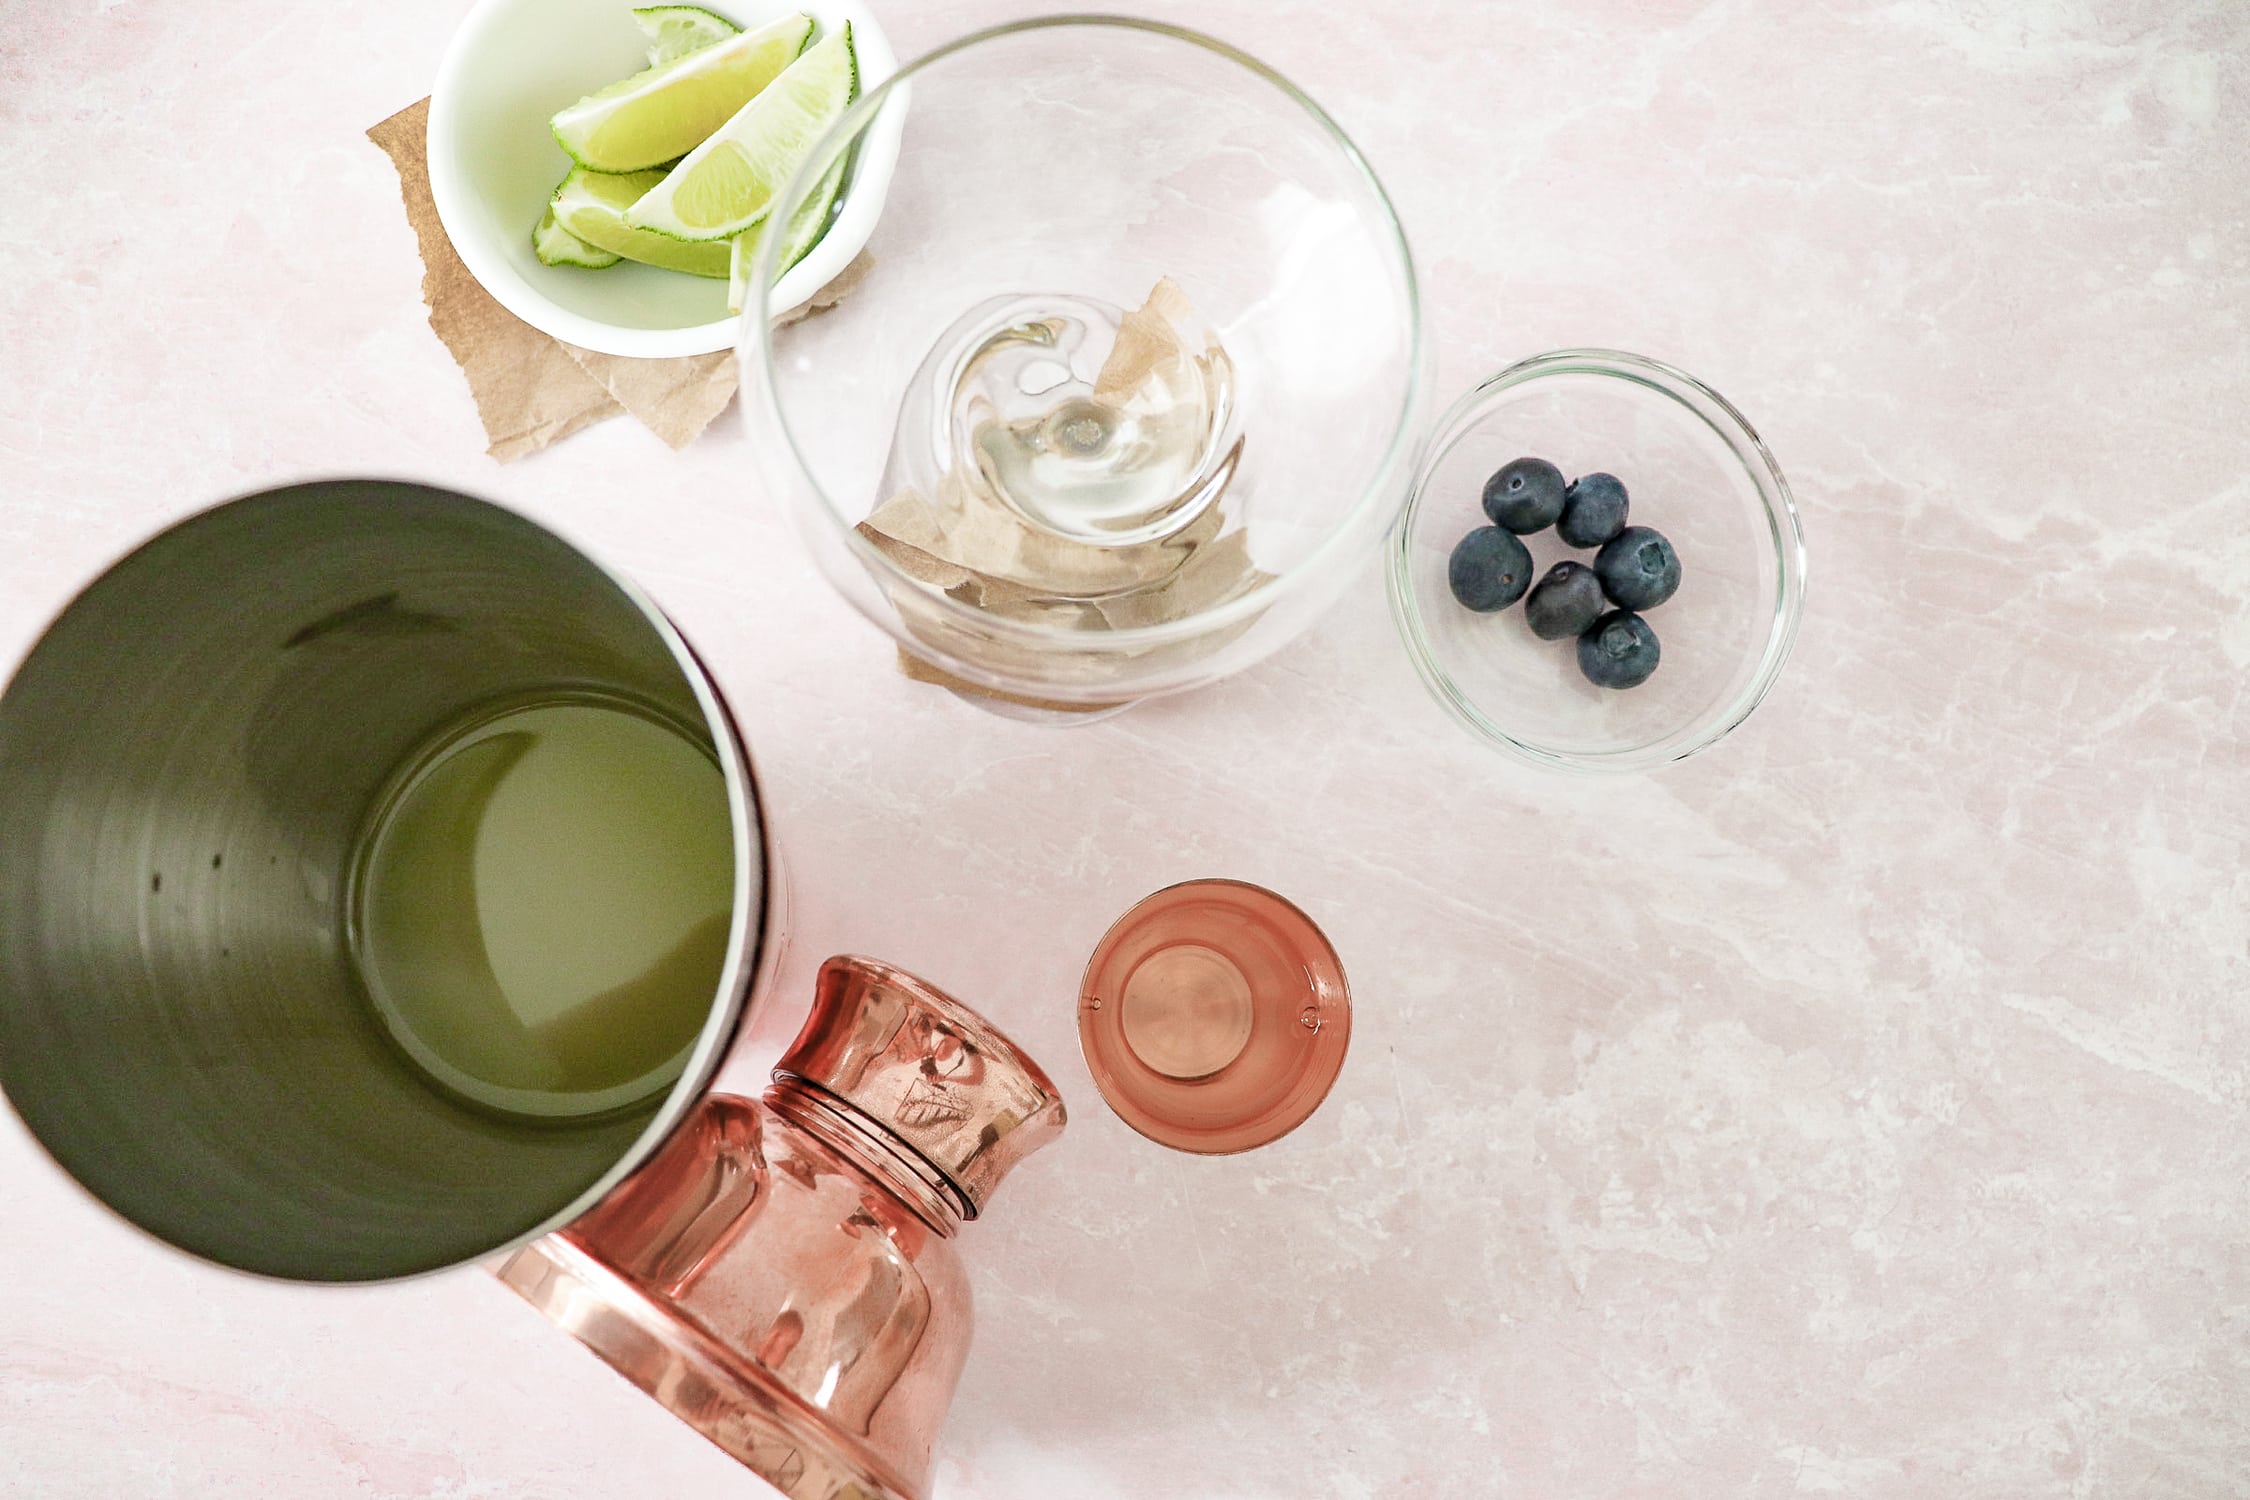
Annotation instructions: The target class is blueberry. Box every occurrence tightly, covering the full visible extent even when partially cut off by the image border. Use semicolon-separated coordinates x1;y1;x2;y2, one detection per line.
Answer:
1593;525;1681;610
1523;561;1607;640
1481;457;1566;534
1447;527;1533;612
1577;610;1661;689
1558;472;1629;548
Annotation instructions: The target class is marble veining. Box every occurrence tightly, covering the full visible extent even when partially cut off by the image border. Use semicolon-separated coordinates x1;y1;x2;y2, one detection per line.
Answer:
1;0;2245;1495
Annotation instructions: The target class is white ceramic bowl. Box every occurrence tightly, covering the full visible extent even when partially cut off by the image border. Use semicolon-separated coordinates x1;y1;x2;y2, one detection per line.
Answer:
428;0;899;359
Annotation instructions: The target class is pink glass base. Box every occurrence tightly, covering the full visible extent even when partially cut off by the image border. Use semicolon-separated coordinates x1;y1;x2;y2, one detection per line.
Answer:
499;1233;907;1500
491;958;1068;1500
1077;879;1350;1154
494;1082;977;1500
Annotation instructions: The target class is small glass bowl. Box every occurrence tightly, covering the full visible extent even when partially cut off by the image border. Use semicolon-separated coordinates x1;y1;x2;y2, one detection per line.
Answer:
1388;349;1806;773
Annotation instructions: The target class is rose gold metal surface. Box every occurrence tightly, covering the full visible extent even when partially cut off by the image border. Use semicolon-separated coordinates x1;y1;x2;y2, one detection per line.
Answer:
1078;879;1351;1155
1118;943;1254;1079
498;957;1065;1500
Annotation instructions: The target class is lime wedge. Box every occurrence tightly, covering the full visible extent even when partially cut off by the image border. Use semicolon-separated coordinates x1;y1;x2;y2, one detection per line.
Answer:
550;12;813;173
533;206;622;268
633;4;742;66
548;166;732;278
625;23;856;243
727;152;847;312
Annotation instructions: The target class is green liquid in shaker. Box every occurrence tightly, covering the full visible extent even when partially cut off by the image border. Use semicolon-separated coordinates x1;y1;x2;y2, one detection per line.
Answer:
349;697;735;1118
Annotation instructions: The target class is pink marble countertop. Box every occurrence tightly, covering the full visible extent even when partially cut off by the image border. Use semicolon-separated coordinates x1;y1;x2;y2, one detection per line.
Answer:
4;0;2246;1495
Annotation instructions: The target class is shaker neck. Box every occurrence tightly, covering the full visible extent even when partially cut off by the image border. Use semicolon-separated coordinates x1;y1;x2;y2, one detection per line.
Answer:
765;1075;970;1235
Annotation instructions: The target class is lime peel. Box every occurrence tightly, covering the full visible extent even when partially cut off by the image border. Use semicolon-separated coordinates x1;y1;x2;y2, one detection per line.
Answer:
633;4;742;66
551;167;733;278
727;151;847;313
533;207;622;268
624;23;856;244
549;12;813;173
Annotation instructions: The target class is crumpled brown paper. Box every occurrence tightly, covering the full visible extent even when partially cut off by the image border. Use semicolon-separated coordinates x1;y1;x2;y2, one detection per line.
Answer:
855;278;1268;709
368;98;868;461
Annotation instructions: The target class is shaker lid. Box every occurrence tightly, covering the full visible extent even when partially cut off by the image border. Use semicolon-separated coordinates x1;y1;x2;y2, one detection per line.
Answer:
775;955;1067;1217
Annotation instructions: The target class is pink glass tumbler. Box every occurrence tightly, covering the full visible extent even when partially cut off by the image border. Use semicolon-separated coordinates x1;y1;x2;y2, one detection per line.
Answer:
1078;879;1351;1154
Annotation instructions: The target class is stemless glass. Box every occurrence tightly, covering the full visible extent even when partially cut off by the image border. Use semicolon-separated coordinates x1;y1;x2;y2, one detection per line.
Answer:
741;16;1425;718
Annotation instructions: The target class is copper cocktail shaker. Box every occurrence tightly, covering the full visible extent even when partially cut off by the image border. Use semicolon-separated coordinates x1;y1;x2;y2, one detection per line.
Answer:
501;955;1067;1500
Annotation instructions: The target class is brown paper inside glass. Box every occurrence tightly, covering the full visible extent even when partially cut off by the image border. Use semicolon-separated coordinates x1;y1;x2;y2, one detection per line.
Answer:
855;279;1272;705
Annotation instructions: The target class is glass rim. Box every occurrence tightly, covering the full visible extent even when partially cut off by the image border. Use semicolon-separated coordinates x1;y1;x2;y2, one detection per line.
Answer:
1386;348;1810;774
746;12;1427;653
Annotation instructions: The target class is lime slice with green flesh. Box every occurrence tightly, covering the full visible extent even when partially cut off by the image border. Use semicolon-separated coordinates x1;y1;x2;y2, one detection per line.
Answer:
550;166;732;278
633;4;741;66
550;12;813;173
727;152;847;312
533;206;622;268
625;23;856;243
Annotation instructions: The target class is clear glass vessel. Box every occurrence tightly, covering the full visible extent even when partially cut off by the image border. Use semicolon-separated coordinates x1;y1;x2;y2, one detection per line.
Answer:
742;16;1426;719
500;955;1067;1500
1390;349;1808;772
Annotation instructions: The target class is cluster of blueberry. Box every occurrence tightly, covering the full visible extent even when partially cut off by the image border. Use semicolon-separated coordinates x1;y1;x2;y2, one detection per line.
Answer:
1445;457;1681;690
